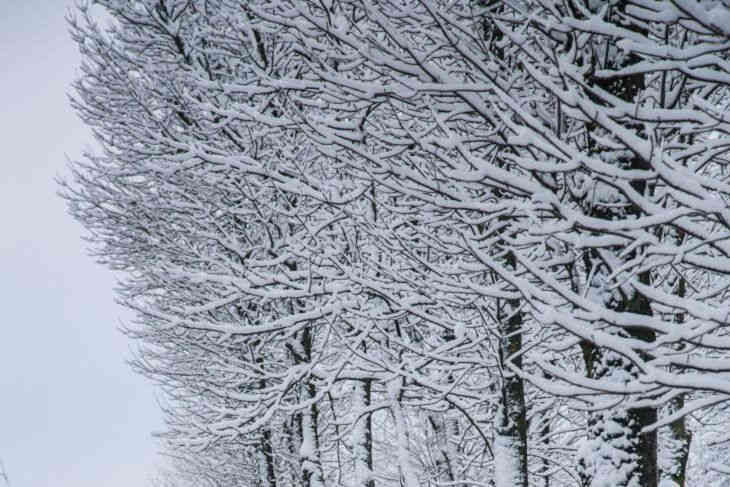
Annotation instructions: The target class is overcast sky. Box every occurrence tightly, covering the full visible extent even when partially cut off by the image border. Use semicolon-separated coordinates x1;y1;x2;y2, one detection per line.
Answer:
0;2;162;486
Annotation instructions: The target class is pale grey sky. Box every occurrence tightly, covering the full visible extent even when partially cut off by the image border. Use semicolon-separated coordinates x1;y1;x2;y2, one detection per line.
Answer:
0;2;162;485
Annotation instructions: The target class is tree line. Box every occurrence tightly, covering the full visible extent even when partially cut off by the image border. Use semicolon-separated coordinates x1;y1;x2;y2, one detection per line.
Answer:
62;0;730;485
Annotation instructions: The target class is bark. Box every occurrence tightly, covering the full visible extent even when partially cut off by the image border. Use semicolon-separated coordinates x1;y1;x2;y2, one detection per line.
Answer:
289;326;325;487
538;371;552;487
624;275;658;487
576;2;658;483
482;8;529;483
494;252;528;487
260;427;278;487
661;275;691;486
577;258;657;487
253;339;278;487
283;415;303;487
662;395;691;487
301;401;325;487
352;379;374;487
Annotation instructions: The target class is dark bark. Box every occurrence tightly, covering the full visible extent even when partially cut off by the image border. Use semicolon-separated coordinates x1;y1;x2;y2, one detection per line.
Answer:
261;427;278;487
663;272;691;486
577;1;658;482
494;251;528;486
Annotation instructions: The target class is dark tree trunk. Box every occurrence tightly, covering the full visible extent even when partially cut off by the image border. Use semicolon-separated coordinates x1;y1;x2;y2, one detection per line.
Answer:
577;0;658;481
494;252;528;487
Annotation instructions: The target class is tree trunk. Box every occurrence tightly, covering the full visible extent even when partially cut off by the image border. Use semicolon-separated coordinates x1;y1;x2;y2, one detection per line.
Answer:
289;326;325;487
661;275;691;486
389;378;419;487
301;399;325;487
493;253;528;487
662;394;691;487
576;1;657;483
260;427;278;487
283;415;303;487
352;379;375;487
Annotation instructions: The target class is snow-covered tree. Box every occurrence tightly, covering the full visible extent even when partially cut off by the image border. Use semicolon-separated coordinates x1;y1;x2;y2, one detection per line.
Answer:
249;0;730;484
64;0;730;486
63;3;350;486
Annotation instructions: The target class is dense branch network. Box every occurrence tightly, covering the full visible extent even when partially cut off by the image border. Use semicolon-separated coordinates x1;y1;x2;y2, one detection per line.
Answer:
63;0;730;486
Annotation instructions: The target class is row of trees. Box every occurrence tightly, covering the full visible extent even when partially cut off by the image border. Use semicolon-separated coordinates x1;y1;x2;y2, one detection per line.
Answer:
64;0;730;485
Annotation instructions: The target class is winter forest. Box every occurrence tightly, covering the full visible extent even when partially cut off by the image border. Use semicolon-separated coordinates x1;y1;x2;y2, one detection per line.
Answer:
62;0;730;485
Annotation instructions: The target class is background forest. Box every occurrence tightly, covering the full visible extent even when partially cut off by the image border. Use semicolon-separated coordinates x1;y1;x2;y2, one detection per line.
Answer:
63;0;730;486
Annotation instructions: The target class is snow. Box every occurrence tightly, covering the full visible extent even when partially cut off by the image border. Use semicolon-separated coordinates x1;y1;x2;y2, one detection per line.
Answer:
65;0;730;485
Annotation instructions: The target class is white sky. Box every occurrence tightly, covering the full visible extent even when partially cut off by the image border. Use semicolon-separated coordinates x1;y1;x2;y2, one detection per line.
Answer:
0;2;163;485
